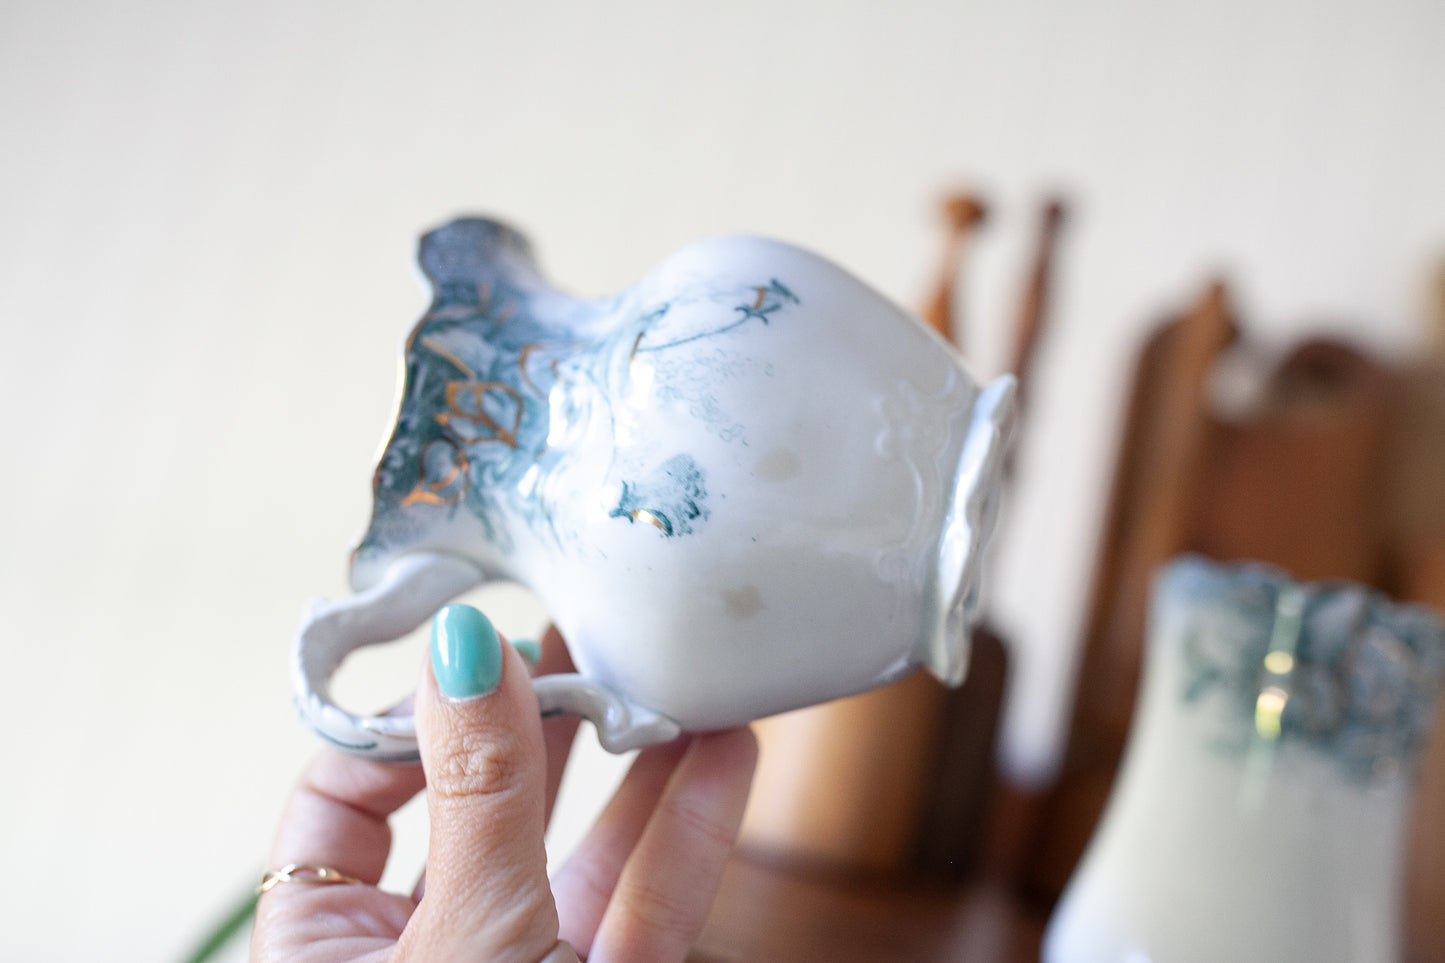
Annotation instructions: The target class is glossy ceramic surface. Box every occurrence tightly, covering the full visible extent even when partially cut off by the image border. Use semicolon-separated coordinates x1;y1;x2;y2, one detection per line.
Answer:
293;217;1015;758
1045;555;1445;963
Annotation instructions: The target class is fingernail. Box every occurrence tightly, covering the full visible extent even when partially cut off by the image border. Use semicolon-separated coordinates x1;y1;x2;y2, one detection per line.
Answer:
512;638;541;666
431;604;503;700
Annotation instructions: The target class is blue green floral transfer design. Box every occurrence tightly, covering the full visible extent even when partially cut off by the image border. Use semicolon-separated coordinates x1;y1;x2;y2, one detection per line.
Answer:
1158;555;1445;780
609;454;709;536
354;218;800;568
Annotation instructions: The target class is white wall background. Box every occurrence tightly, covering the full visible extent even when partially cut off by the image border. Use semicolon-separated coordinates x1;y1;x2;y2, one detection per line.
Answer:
1;1;1441;959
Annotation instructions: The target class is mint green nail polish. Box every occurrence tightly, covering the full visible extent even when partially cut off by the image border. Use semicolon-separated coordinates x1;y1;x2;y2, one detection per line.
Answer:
431;604;502;699
511;638;541;666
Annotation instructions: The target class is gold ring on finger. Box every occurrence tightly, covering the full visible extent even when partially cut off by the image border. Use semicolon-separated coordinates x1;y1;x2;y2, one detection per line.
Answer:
258;863;365;894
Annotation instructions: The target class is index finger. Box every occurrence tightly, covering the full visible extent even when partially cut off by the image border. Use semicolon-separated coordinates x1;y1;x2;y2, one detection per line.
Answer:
267;745;427;886
589;728;758;962
536;624;581;824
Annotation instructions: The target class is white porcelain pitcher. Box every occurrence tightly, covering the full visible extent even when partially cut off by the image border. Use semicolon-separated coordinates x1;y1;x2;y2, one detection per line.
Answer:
293;217;1015;758
1046;555;1445;962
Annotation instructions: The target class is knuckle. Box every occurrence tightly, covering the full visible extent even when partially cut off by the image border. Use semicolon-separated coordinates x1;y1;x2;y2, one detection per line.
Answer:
561;853;616;910
621;875;700;939
663;796;737;856
428;726;528;802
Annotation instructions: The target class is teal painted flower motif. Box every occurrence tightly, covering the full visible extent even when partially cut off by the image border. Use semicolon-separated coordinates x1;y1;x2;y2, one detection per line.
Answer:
609;455;709;537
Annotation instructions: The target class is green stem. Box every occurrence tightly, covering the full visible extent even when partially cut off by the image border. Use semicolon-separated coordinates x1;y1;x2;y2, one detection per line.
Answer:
180;885;258;963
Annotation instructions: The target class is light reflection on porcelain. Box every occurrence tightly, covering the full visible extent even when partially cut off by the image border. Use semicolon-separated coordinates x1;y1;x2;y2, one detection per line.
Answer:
292;217;1016;759
1046;555;1445;963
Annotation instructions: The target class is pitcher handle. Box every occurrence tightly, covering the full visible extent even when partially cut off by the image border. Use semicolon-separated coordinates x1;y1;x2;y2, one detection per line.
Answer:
291;552;681;760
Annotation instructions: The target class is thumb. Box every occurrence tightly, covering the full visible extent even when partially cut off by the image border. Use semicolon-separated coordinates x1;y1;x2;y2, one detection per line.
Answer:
400;603;562;963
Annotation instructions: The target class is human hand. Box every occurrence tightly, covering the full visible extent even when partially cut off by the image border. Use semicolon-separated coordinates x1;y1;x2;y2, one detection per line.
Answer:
251;605;758;962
